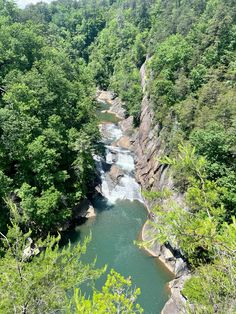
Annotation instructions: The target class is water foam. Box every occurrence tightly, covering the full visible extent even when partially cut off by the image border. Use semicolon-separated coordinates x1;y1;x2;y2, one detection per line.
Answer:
95;122;143;204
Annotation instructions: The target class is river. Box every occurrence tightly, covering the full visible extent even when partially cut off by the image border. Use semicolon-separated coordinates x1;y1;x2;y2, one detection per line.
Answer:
63;99;173;313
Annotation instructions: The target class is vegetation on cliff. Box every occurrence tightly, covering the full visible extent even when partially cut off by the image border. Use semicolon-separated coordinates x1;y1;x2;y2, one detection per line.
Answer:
148;145;236;313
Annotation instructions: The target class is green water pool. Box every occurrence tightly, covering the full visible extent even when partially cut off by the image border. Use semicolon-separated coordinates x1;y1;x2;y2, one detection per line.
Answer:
63;197;173;313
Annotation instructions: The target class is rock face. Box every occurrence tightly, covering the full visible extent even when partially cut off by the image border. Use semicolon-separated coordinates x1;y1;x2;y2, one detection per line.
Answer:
132;62;175;197
161;275;191;314
119;116;133;133
132;61;190;313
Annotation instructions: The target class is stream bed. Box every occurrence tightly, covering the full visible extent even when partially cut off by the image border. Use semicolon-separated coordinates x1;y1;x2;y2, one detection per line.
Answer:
63;100;173;313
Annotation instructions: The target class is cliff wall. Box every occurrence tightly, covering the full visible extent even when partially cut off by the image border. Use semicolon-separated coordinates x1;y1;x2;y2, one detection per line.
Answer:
132;61;190;314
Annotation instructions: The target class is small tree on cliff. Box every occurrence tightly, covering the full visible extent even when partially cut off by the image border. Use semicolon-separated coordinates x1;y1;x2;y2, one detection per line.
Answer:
143;144;236;313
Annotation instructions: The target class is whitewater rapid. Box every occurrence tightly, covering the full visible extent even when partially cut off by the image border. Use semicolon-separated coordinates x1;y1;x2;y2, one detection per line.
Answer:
95;121;143;204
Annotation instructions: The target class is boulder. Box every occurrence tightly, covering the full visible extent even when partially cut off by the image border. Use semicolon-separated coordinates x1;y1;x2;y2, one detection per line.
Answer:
175;258;189;277
109;98;126;119
162;247;175;261
97;90;115;103
85;205;96;218
109;165;124;183
75;199;97;219
113;136;131;149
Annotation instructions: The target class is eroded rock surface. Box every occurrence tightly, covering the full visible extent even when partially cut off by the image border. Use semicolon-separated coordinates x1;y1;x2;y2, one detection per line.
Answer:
85;205;96;218
119;116;133;133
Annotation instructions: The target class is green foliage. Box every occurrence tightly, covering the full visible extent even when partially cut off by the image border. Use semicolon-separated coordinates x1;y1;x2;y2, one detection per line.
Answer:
145;0;236;153
146;145;236;311
69;269;143;314
87;1;153;121
110;57;142;123
89;17;139;89
182;219;236;313
0;201;103;314
0;1;103;233
0;0;235;311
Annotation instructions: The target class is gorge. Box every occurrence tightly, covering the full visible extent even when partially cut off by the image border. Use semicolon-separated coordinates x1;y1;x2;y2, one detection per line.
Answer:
63;89;175;313
0;0;235;313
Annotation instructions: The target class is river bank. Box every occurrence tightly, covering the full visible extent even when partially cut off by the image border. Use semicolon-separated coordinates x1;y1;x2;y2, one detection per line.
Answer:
96;89;190;314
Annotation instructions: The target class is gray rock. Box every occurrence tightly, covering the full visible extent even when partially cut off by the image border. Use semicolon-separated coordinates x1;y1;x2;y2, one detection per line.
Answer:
161;275;190;314
109;98;126;119
112;136;131;149
109;165;124;183
175;258;189;277
97;90;115;103
97;90;126;119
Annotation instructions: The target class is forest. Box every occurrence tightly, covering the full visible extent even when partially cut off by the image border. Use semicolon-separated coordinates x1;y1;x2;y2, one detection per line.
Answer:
0;0;235;313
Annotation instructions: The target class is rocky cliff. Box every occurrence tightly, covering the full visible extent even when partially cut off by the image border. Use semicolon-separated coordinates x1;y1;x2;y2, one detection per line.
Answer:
131;61;190;314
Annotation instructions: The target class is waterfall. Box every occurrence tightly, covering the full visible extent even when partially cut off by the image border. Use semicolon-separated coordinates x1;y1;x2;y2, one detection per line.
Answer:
95;123;143;204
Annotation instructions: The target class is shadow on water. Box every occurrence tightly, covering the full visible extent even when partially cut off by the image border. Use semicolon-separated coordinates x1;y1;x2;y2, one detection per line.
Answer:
91;194;114;213
60;227;82;246
60;195;113;246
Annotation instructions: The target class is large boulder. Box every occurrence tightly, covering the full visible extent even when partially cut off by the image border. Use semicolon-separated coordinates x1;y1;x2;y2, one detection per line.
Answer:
97;90;115;103
75;199;96;218
112;136;131;149
109;165;124;183
109;98;126;119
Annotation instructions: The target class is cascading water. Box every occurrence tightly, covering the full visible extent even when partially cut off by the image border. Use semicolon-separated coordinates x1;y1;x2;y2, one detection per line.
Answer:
95;122;143;204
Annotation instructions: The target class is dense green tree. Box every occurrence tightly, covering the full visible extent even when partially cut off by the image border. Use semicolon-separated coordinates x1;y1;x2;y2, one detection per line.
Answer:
70;270;143;313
